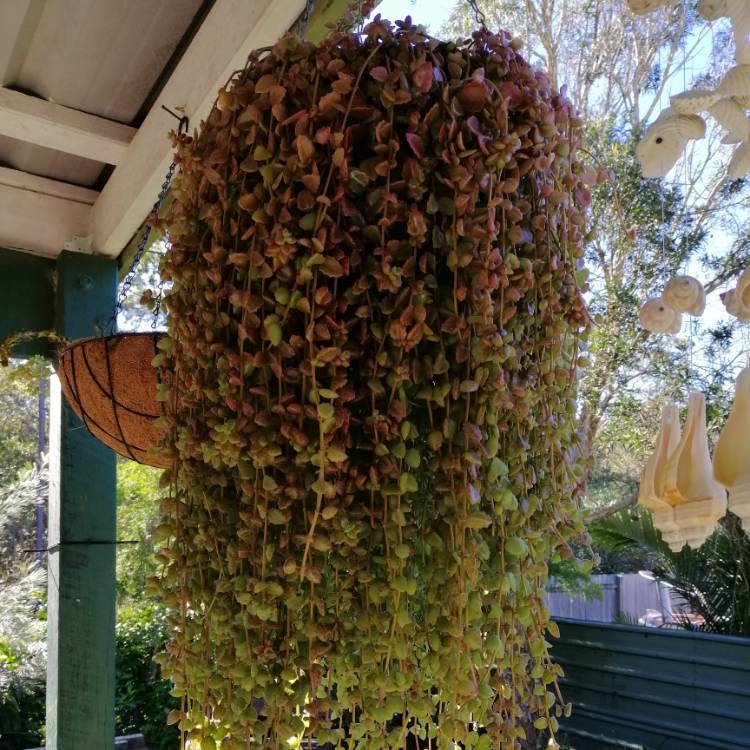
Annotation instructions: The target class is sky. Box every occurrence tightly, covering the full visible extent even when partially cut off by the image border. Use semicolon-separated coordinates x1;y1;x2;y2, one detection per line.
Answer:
367;0;456;34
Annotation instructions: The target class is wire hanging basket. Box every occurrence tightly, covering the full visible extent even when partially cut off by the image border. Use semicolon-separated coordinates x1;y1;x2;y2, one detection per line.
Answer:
57;332;170;468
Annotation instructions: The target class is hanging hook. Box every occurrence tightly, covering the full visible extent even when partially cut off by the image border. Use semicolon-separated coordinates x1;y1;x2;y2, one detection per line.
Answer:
467;0;487;29
161;104;189;135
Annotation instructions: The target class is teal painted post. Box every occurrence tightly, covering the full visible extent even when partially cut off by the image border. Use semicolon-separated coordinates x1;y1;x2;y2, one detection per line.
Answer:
0;248;55;357
47;251;118;750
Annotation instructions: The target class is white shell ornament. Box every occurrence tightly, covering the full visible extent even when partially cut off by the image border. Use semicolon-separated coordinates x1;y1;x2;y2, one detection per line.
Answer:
713;367;750;533
727;141;750;179
736;266;750;307
639;297;683;334
639;403;684;551
663;392;727;549
717;65;750;98
636;109;706;178
713;368;750;487
721;289;750;321
708;98;750;143
662;275;706;316
700;0;750;37
626;0;674;14
670;89;721;115
697;0;725;21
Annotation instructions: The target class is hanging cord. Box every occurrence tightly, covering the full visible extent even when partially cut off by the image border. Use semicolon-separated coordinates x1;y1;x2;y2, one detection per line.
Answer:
107;112;188;334
468;0;487;30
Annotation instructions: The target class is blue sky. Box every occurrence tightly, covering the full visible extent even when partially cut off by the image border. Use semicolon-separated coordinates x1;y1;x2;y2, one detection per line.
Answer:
368;0;456;34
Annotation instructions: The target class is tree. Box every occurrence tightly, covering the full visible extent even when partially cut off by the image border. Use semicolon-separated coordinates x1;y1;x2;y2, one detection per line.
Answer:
443;1;750;512
116;460;164;604
0;367;40;487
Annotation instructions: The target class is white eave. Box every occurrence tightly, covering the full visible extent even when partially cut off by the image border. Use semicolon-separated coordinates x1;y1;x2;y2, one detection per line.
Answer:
0;0;306;260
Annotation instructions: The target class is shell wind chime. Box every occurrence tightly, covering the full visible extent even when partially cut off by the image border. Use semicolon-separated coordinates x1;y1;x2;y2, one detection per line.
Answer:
639;275;705;334
699;1;750;62
635;108;706;178
713;368;750;532
639;394;727;549
663;275;706;316
631;1;750;178
626;0;675;16
721;265;750;320
638;403;684;550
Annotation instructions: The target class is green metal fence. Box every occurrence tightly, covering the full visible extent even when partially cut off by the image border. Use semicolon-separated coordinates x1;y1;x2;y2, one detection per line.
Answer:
553;619;750;750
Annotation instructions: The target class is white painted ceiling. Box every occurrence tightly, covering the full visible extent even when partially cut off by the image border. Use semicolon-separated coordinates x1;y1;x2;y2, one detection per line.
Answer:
0;0;205;187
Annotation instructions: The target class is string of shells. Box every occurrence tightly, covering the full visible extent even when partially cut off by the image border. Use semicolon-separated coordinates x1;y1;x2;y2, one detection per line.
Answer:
721;266;750;321
640;367;750;543
639;394;727;550
629;0;750;179
713;368;750;532
639;275;704;334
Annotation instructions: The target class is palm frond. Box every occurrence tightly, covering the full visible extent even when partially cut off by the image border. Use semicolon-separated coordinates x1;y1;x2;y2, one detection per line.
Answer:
593;508;750;637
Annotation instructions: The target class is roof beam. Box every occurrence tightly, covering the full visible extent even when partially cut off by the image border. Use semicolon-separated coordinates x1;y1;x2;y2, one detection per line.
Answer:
91;0;306;258
0;87;136;165
0;167;96;257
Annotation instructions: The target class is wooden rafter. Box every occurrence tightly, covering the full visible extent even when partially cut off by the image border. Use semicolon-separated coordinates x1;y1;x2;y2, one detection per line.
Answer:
0;167;96;257
92;0;307;258
0;87;135;165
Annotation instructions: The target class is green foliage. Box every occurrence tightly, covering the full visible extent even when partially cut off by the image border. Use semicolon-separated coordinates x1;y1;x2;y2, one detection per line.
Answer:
0;367;39;487
159;21;588;749
0;466;47;686
591;508;750;637
115;604;179;750
0;676;45;750
117;461;164;603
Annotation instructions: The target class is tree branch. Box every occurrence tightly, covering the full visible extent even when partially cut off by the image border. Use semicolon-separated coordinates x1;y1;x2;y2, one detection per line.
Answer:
586;491;638;523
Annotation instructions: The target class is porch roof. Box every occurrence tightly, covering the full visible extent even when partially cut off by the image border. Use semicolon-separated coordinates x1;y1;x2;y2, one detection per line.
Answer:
0;0;339;262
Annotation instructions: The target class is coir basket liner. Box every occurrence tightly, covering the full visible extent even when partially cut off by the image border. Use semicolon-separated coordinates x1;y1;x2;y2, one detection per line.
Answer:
57;331;169;468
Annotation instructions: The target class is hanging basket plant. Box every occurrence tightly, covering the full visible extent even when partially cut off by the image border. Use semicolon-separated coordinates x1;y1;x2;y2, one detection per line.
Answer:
58;332;170;468
0;330;169;468
156;17;589;750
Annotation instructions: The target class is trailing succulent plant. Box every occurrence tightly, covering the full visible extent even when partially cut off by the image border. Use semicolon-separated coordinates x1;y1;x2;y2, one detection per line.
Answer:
153;16;590;750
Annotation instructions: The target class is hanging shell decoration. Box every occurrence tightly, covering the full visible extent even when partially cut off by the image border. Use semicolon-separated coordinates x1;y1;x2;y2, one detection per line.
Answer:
635;108;706;178
639;297;683;334
717;65;750;99
708;98;750;143
736;266;750;306
662;275;706;316
713;367;750;532
721;289;750;321
699;1;750;47
670;89;721;115
638;403;685;551
662;392;727;549
728;141;750;179
626;0;675;14
633;2;750;178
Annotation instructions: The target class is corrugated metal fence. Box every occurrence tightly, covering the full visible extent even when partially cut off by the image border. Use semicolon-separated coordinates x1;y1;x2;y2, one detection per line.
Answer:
553;619;750;750
545;574;681;624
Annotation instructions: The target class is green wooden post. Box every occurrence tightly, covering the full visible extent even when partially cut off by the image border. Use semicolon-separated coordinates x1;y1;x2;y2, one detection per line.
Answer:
0;248;55;357
47;251;118;750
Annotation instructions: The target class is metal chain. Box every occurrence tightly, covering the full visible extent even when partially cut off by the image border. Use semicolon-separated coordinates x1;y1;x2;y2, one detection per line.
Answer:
108;160;176;333
468;0;487;29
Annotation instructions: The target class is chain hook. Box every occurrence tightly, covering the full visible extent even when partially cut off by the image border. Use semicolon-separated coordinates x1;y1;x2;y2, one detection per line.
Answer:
161;104;189;135
468;0;487;29
107;160;177;333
